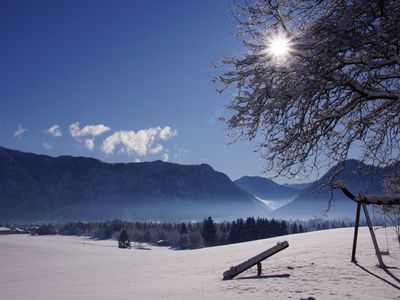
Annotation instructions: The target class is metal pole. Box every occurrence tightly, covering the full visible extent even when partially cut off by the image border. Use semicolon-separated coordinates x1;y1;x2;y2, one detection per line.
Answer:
351;202;361;263
362;204;385;268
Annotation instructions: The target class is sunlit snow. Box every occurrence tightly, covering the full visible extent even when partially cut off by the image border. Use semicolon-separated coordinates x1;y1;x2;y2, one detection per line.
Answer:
1;227;399;299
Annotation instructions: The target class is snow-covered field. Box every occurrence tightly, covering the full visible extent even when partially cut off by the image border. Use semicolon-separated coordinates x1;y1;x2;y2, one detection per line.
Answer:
1;227;399;299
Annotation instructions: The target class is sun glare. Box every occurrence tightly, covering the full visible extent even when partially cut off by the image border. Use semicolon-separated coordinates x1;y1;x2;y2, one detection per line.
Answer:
269;36;290;58
267;35;290;61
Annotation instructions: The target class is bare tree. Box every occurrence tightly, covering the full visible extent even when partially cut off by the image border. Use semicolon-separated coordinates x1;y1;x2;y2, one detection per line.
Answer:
216;0;400;179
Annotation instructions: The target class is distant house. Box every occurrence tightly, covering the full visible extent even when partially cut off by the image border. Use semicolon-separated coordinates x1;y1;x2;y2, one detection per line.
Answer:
0;227;12;235
0;227;30;235
157;240;171;247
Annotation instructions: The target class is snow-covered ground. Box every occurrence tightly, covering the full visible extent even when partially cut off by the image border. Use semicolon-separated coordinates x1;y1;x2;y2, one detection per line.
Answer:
1;227;399;299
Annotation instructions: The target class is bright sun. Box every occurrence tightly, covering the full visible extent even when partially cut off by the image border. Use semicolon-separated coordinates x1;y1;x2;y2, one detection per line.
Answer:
268;36;290;58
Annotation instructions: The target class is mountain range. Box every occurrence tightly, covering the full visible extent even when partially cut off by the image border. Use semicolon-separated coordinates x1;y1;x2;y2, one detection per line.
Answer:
275;160;399;219
0;146;269;222
0;146;397;222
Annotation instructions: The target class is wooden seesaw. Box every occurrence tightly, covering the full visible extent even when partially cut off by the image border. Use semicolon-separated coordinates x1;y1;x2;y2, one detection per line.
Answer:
223;241;289;280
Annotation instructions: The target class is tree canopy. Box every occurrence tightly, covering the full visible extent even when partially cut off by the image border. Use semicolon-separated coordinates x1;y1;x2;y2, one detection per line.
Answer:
217;0;400;179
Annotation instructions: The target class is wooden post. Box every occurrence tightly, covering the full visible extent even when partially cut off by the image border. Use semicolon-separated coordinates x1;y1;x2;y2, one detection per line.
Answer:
257;262;262;277
362;204;386;268
351;202;361;263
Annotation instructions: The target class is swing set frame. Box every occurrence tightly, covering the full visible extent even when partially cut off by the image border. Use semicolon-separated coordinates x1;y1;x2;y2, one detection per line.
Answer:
335;183;400;268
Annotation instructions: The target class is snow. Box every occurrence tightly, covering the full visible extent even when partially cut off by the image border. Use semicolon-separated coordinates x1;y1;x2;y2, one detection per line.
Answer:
0;227;399;299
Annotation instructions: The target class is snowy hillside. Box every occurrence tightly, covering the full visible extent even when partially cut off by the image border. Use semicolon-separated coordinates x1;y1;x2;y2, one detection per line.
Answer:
1;228;399;299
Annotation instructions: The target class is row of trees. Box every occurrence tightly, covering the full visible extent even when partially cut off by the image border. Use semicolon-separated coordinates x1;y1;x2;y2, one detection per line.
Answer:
29;217;352;249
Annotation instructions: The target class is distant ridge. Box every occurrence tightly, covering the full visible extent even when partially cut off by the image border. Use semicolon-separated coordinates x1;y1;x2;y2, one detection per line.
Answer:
0;146;270;222
275;160;399;219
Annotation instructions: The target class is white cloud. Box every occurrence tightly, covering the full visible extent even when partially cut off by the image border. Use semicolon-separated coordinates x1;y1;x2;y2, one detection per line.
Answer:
84;139;95;150
46;124;62;137
42;142;54;150
173;147;189;163
149;144;163;154
159;126;177;140
134;158;141;163
69;122;110;139
14;124;27;138
101;129;157;156
162;153;169;162
101;126;177;157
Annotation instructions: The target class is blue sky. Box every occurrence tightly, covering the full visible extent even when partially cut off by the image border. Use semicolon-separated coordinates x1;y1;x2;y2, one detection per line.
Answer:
0;0;306;183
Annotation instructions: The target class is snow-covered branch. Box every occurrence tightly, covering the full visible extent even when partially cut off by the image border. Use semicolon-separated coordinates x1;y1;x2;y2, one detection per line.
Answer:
216;0;400;179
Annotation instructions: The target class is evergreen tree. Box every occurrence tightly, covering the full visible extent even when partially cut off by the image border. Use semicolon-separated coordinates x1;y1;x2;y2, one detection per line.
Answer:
260;218;270;239
179;223;188;234
269;219;277;237
228;221;237;244
280;221;288;235
202;217;217;247
118;229;130;248
245;217;257;241
236;218;245;242
292;223;298;234
179;234;190;249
